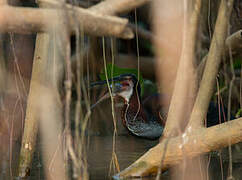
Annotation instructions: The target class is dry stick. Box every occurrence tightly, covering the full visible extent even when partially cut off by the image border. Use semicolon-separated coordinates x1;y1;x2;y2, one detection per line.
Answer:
113;117;242;179
0;5;133;39
188;0;234;128
18;33;50;178
162;0;201;137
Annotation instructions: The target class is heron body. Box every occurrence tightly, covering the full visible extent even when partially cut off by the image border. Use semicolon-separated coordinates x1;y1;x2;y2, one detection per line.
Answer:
91;73;231;140
120;88;164;140
91;74;164;139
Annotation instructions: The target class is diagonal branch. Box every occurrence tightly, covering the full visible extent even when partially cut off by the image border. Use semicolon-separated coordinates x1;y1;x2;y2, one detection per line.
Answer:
114;117;242;179
18;33;51;178
188;0;234;128
197;29;242;81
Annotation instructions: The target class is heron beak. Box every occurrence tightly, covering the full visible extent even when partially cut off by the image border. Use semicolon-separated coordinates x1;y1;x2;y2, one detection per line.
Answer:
91;91;111;109
90;76;121;88
90;78;123;110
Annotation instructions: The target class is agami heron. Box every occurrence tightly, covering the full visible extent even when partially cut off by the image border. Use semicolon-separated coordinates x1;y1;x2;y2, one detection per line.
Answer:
91;74;229;140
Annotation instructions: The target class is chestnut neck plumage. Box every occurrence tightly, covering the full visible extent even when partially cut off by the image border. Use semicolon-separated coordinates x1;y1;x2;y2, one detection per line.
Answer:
119;88;164;140
121;91;147;126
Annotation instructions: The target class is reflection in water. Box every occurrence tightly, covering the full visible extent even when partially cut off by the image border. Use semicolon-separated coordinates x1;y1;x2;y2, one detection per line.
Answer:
3;135;241;179
87;135;158;180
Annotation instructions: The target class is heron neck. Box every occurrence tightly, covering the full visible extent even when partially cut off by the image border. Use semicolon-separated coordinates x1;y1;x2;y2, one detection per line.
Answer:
121;91;147;125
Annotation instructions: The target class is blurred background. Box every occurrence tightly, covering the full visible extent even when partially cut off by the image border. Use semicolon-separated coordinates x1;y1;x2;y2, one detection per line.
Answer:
0;0;241;179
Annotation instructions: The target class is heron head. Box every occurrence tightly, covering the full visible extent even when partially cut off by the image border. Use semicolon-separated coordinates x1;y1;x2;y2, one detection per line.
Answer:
90;74;141;108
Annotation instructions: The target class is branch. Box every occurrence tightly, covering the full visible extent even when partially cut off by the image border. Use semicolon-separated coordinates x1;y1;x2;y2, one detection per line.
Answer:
114;117;242;179
188;0;234;128
198;30;242;80
128;23;153;41
225;29;242;57
18;33;50;178
0;5;133;39
89;0;150;15
162;0;201;136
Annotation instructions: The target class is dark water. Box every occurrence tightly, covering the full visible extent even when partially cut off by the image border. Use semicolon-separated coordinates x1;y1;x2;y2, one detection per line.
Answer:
87;136;158;180
2;135;242;180
0;135;159;180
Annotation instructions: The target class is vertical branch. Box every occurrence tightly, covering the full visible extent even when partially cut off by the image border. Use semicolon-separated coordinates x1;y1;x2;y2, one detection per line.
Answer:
153;0;184;134
155;0;201;137
18;1;67;178
188;0;234;128
18;33;50;178
40;30;66;180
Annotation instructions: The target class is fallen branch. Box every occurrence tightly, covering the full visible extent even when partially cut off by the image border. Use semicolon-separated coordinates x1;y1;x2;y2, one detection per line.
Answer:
0;5;133;39
114;117;242;179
